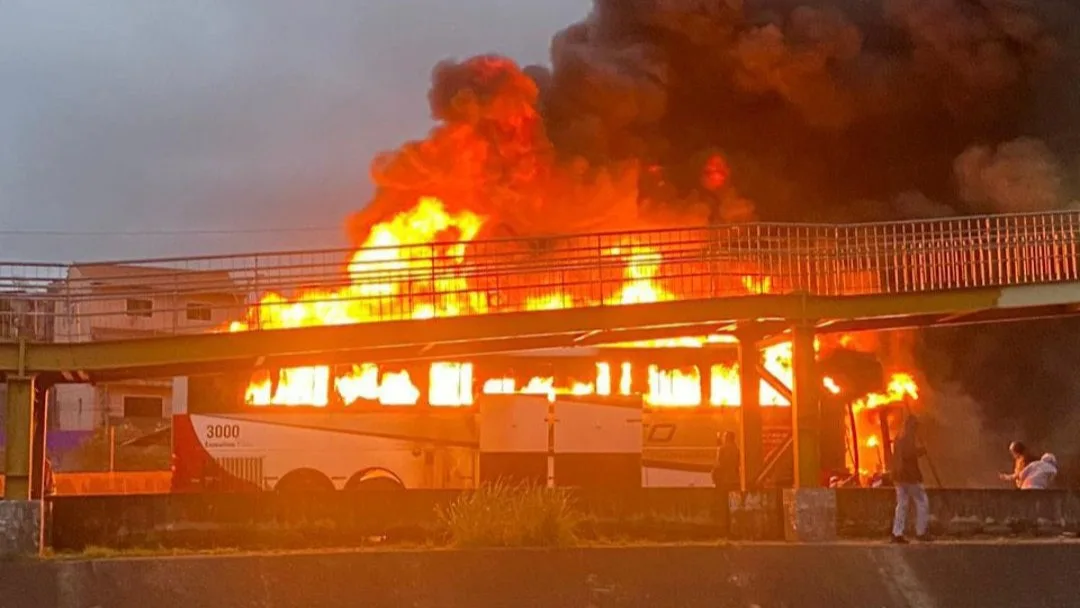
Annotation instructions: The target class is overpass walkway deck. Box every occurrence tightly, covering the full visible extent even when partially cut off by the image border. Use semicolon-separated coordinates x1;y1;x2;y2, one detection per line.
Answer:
2;210;1080;381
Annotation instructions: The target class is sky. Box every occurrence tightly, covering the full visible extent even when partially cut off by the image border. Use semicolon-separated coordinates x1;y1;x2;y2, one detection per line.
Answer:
0;0;587;262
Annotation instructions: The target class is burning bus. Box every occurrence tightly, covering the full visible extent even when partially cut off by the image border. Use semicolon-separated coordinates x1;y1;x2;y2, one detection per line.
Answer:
171;339;918;492
170;345;798;492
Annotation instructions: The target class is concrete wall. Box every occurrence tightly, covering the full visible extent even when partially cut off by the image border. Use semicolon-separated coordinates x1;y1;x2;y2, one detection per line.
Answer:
1;543;1078;608
42;488;1080;553
0;472;171;497
837;488;1080;537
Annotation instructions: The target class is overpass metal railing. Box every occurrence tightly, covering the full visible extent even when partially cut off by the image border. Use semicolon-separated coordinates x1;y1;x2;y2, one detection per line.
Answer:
1;211;1078;342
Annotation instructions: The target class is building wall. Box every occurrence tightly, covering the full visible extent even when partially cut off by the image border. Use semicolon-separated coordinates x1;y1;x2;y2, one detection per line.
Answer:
53;384;99;432
0;382;170;433
18;267;242;438
96;381;172;421
54;292;239;342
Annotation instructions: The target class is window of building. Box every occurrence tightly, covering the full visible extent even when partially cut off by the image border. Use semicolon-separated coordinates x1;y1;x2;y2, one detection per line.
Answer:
123;395;164;418
125;298;153;318
186;302;212;322
0;299;13;340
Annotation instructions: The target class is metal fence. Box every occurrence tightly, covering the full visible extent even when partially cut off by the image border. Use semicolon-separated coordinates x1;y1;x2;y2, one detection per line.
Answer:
1;211;1078;342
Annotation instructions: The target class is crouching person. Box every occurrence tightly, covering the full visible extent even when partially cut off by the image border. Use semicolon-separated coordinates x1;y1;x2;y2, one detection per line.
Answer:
1019;453;1059;489
891;415;930;543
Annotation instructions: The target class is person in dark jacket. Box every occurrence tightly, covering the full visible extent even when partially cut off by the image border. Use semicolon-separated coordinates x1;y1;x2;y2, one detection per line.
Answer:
711;431;740;534
891;415;930;543
43;456;55;497
712;431;741;491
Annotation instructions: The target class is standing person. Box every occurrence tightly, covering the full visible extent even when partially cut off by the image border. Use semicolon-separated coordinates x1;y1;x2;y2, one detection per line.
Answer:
42;456;54;497
891;415;930;544
999;441;1037;488
712;431;741;491
711;431;740;535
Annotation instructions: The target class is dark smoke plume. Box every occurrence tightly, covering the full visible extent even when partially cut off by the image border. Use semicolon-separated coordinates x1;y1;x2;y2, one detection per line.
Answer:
955;137;1066;213
353;0;1071;234
349;0;1080;475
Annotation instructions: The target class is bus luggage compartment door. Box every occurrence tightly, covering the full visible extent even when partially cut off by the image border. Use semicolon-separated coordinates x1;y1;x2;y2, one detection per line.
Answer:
477;394;548;486
553;396;642;489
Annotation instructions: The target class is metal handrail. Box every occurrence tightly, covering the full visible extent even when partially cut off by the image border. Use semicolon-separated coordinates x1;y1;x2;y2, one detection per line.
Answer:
1;210;1078;343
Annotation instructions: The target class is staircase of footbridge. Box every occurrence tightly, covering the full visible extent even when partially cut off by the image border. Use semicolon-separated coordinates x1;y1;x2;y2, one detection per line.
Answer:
2;210;1080;381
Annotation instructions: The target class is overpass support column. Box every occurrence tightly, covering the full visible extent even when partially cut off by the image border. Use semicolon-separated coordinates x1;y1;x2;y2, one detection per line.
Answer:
4;375;35;500
782;322;836;542
791;322;820;488
1;375;42;557
737;329;762;490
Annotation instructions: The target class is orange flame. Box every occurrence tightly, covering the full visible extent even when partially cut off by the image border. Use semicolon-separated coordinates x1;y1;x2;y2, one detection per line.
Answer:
853;373;919;413
231;196;917;416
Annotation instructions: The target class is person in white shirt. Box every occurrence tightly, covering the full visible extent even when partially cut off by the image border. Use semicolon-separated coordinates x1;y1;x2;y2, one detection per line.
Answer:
1017;453;1058;490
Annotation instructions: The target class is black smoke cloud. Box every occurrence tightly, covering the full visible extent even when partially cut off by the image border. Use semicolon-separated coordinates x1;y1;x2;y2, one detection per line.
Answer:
531;0;1068;221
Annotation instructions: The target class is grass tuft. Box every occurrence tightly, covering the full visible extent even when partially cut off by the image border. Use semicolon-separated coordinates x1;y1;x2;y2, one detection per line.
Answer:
438;481;578;548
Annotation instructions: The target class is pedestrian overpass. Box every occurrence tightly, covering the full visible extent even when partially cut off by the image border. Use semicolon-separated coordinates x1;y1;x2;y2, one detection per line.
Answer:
3;210;1080;496
3;211;1079;380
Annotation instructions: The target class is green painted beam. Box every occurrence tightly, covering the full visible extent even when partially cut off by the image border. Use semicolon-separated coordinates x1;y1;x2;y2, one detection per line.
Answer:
4;296;791;375
3;376;34;500
0;286;1028;378
737;330;763;490
791;322;821;488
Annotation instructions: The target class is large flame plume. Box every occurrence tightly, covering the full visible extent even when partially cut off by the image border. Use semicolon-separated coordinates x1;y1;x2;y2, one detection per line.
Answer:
229;193;919;449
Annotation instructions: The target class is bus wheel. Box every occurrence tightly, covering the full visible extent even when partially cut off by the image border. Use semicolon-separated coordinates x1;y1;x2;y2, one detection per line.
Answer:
344;470;405;492
275;468;335;493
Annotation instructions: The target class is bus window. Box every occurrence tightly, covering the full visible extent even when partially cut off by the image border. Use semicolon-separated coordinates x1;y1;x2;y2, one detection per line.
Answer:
619;362;633;395
335;363;420;407
334;363;380;405
646;364;700;407
429;362;474;407
246;367;329;407
596;362;612;396
187;373;248;415
378;369;420;406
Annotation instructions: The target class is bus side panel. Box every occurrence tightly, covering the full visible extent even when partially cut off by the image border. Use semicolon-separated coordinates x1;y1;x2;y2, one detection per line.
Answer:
478;395;548;486
178;411;478;492
553;397;642;489
641;408;793;488
171;413;259;492
642;409;732;488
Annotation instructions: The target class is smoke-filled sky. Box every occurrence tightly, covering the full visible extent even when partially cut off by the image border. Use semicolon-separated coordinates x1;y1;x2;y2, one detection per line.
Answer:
0;0;585;262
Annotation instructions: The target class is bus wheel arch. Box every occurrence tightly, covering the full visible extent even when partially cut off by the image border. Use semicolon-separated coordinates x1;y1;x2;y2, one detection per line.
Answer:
274;468;336;493
344;468;406;491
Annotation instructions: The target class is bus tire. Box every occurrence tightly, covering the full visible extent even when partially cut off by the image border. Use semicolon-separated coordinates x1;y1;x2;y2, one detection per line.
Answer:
344;469;405;492
275;468;335;493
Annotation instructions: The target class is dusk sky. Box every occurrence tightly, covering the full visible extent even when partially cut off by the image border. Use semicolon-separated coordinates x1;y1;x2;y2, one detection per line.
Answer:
0;1;586;262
